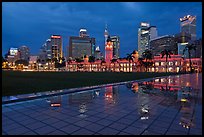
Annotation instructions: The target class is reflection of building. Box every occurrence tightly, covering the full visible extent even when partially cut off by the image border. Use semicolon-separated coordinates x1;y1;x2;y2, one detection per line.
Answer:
180;15;196;41
138;22;158;57
150;35;177;56
49;96;61;107
69;91;95;117
104;86;119;104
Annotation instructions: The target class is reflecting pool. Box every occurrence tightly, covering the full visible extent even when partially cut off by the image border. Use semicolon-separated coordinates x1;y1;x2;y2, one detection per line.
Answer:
2;73;202;135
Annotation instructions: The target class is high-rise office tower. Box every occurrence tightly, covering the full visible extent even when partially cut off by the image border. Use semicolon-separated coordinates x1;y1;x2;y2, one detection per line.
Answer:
69;31;96;59
180;15;196;41
138;22;157;57
18;45;30;61
50;35;63;60
111;36;120;59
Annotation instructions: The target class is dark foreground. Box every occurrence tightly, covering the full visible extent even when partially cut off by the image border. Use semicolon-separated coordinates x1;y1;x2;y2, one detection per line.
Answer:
3;70;184;96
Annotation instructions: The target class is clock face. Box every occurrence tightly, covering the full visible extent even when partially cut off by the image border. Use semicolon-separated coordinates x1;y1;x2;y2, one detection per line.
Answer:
106;42;113;50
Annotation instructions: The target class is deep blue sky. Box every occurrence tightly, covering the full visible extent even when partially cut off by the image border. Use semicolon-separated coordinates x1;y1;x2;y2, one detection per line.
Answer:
2;2;202;58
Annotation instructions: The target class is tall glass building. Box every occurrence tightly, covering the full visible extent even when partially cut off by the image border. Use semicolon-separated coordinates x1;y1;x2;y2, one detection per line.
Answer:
69;36;96;59
50;35;63;60
180;15;196;41
111;36;120;59
138;22;157;57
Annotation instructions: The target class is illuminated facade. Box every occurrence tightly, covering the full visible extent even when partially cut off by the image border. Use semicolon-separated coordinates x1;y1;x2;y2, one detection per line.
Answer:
180;15;196;41
138;22;158;57
105;36;113;63
66;53;202;73
51;35;63;60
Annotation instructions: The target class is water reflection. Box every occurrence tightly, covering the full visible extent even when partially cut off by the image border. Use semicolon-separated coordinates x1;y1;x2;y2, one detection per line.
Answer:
129;75;200;128
104;86;119;104
46;95;62;107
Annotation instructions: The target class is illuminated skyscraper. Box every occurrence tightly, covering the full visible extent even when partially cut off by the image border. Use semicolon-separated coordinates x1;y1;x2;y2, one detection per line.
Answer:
111;36;120;58
50;35;63;60
138;22;157;57
180;15;196;41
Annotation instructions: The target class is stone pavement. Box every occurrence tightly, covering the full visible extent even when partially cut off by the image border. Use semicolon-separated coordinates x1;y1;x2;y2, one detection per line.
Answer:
2;73;202;135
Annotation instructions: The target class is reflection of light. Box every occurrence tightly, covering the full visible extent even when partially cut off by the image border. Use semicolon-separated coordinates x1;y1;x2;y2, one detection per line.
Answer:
51;104;61;107
141;116;149;120
181;99;187;102
79;104;87;113
141;107;149;113
105;94;112;99
95;91;100;96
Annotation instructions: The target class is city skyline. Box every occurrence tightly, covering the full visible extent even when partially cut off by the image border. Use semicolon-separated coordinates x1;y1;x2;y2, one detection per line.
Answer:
2;2;202;58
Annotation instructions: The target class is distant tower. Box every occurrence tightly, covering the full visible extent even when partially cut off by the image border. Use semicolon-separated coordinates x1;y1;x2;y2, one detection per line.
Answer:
104;23;109;48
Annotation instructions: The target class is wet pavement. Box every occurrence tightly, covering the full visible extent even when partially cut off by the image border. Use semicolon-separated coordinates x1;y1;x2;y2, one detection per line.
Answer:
2;73;202;135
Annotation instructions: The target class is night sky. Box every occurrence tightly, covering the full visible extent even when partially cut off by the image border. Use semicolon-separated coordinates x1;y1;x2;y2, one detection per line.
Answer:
2;2;202;58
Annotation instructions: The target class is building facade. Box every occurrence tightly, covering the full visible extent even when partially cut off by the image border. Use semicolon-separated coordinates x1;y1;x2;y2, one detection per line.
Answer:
69;36;96;59
18;45;30;61
150;35;177;56
111;36;120;59
50;35;63;60
180;15;196;41
138;22;158;57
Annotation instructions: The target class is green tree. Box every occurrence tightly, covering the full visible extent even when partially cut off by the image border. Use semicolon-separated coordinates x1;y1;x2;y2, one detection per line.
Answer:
142;49;153;72
161;49;173;73
183;43;196;73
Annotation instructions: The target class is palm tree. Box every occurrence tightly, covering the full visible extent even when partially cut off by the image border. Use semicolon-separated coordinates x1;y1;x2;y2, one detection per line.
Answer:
142;49;153;72
111;58;118;72
88;56;95;71
161;49;173;73
183;43;196;73
126;53;135;72
138;57;144;72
